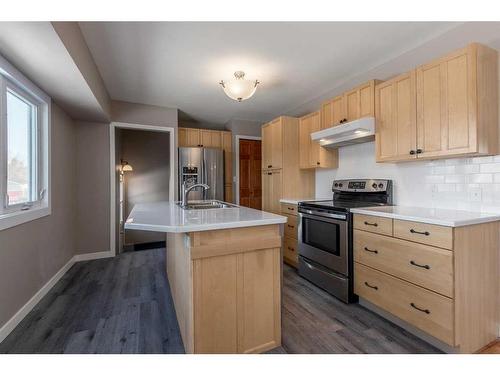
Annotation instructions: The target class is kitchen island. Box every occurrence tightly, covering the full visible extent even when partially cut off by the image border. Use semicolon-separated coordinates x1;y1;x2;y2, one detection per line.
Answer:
125;201;287;354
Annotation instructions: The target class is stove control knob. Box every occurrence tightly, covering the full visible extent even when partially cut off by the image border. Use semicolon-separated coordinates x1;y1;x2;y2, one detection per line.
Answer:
372;183;378;189
378;183;384;189
338;183;343;188
334;183;338;187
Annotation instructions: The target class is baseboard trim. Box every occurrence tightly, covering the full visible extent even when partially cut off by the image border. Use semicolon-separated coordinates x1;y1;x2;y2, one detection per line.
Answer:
0;250;114;344
74;250;114;262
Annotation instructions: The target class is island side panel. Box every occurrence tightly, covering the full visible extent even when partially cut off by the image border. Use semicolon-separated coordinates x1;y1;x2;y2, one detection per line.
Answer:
166;232;194;353
191;224;282;353
454;221;499;353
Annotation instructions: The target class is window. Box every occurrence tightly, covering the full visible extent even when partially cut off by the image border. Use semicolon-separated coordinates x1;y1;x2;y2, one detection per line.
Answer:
0;54;50;230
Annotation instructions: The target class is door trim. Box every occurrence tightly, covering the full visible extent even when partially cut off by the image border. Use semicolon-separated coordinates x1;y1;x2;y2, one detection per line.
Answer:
109;122;175;256
235;135;262;205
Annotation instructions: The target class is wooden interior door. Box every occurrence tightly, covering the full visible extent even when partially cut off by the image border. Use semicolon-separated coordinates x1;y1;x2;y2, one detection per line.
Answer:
239;139;262;209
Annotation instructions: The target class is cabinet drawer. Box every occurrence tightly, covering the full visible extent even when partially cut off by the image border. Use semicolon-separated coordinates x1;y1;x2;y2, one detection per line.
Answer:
353;214;393;236
354;263;454;345
284;214;298;239
283;237;298;267
393;220;453;250
353;230;453;297
281;203;298;216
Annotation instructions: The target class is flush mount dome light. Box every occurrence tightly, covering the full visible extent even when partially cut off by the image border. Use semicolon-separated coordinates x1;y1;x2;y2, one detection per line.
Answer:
219;71;260;102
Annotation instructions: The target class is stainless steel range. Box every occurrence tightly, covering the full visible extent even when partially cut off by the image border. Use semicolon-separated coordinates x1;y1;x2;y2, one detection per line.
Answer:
298;179;392;303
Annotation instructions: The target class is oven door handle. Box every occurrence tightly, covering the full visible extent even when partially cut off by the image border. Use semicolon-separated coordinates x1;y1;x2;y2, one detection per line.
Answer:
299;210;347;221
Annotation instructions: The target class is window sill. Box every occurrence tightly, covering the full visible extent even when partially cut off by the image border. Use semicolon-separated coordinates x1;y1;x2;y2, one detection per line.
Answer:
0;205;51;231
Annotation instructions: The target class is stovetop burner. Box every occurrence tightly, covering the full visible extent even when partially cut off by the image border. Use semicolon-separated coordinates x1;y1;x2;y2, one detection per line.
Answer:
299;200;389;212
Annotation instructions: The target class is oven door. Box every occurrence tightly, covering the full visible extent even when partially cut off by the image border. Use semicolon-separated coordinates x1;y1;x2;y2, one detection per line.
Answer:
298;210;349;276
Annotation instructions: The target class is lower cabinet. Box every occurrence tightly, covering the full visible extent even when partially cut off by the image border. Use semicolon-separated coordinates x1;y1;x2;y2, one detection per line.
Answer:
353;214;499;353
281;203;298;267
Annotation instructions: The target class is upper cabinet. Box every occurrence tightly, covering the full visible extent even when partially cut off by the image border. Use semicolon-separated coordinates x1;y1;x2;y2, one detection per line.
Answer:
375;43;498;162
375;71;417;162
262;118;283;170
200;129;222;148
299;111;338;169
178;127;201;147
320;80;379;129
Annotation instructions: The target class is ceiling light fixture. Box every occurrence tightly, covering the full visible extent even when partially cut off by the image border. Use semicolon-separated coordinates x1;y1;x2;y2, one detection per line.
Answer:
219;71;260;102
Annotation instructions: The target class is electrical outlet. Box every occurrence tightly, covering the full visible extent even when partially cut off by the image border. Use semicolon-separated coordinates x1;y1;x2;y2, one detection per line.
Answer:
468;189;482;202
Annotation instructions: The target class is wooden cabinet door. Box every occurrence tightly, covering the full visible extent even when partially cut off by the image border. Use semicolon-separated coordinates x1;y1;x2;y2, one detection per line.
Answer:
320;99;333;129
299;114;312;168
262;119;282;170
186;128;201;147
200;130;213;147
210;131;222;148
344;88;360;122
359;80;376;118
262;170;281;214
375;71;417;162
416;46;476;158
178;127;188;147
261;123;273;169
331;95;346;126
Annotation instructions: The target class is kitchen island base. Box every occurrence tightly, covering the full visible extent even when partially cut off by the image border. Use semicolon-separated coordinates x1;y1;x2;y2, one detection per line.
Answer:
166;224;282;354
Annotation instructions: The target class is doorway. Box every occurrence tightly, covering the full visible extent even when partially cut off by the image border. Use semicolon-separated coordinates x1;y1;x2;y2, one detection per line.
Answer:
238;138;262;209
110;122;175;256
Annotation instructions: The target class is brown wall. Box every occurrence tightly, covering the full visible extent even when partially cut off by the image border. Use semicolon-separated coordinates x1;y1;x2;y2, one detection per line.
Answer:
0;103;77;329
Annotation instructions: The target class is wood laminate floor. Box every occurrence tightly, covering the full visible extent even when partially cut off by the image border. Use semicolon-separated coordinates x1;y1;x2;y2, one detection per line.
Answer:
0;248;444;354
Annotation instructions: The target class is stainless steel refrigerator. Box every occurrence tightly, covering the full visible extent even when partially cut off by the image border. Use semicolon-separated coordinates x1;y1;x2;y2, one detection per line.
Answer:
178;147;224;201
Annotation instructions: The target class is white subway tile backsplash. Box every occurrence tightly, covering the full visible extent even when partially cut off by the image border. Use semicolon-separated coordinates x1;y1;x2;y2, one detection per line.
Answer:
315;142;500;213
480;163;500;173
467;174;493;183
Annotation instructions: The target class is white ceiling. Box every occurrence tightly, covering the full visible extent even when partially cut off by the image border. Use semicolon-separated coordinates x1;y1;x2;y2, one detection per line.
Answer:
79;22;460;125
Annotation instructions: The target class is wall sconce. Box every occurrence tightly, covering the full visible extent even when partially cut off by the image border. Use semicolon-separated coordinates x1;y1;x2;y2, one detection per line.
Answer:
120;159;133;178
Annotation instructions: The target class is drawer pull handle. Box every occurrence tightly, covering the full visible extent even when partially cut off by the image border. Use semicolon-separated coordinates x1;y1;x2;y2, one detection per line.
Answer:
288;207;295;211
267;172;272;175
410;302;430;314
287;225;294;228
364;221;378;227
364;281;378;290
410;260;430;270
410;229;430;236
268;165;272;168
364;247;378;254
287;246;295;251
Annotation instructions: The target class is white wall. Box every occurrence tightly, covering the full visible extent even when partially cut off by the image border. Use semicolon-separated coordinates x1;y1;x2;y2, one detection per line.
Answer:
316;142;500;213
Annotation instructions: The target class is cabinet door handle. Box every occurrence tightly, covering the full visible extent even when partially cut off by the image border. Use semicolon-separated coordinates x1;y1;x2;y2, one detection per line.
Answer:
364;221;378;227
409;150;416;155
410;302;430;314
287;246;295;251
268;165;272;168
287;224;294;228
267;172;272;175
364;247;378;254
410;229;430;236
317;162;320;165
364;281;378;290
416;149;423;154
410;260;430;270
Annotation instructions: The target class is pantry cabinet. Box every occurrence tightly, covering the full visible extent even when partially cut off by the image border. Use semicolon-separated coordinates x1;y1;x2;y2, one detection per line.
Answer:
299;111;338;169
261;116;315;214
375;43;498;162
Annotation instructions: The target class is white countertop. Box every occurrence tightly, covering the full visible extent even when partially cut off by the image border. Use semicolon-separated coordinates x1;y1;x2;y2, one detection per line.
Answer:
124;201;287;233
350;206;500;227
279;197;330;205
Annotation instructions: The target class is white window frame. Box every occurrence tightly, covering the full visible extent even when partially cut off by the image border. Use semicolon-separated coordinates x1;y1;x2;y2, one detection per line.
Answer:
0;53;51;231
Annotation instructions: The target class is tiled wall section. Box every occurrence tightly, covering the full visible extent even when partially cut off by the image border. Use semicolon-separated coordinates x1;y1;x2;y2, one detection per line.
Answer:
315;142;500;213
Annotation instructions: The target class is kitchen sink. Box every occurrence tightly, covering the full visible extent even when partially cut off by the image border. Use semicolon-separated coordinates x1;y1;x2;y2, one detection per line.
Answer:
177;200;238;210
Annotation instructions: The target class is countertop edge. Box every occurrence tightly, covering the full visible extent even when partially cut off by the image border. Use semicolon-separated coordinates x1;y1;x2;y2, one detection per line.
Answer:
350;208;500;227
124;217;287;233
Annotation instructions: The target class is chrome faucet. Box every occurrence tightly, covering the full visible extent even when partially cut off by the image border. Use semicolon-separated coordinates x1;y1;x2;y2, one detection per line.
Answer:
181;181;210;207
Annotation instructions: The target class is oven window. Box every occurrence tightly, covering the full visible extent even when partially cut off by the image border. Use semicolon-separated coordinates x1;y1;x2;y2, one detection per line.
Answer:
303;217;341;256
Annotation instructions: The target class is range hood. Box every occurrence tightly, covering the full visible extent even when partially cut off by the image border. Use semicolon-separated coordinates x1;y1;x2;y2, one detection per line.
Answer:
311;117;375;148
